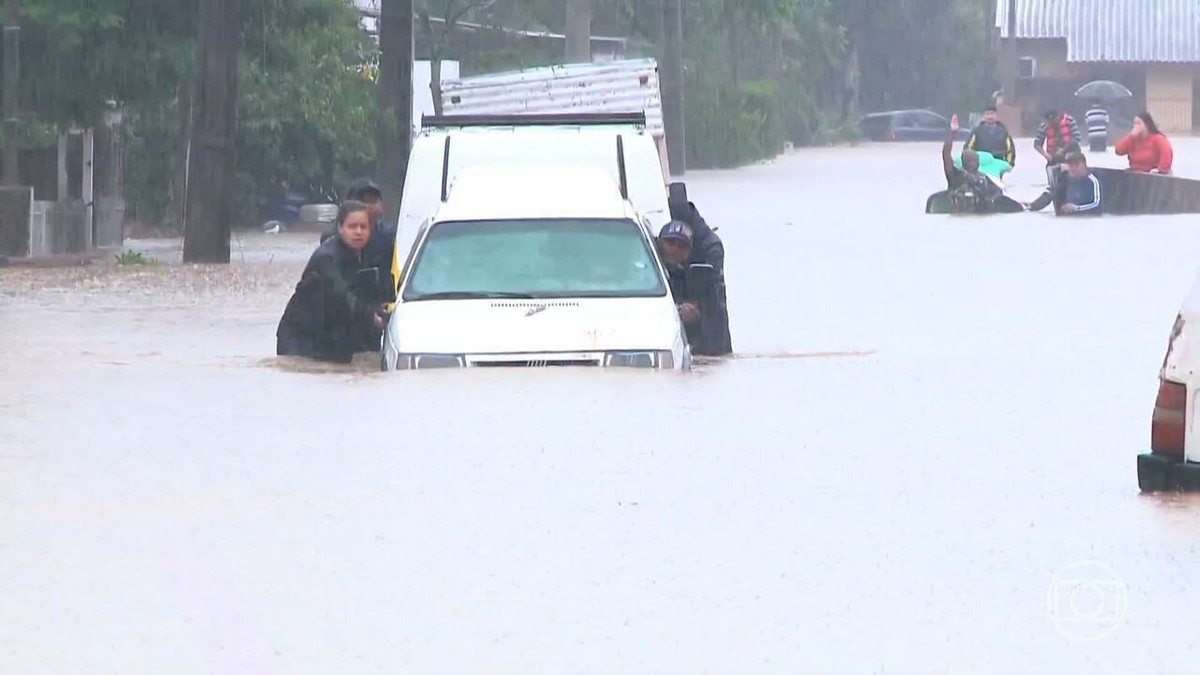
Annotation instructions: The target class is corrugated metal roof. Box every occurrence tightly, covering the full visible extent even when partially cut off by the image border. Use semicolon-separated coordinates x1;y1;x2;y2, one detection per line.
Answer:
996;0;1200;62
439;59;664;138
995;0;1071;40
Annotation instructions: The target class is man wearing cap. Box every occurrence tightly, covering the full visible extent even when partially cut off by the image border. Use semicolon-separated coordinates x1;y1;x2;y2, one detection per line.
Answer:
321;178;395;273
668;196;725;272
657;220;732;356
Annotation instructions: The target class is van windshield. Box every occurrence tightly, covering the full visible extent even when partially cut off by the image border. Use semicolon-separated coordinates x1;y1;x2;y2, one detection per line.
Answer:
402;218;667;301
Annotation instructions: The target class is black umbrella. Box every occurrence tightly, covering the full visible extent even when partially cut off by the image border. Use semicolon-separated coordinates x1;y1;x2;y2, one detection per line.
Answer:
1075;80;1133;100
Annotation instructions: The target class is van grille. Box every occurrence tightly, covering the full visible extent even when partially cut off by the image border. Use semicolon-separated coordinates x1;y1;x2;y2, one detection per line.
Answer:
473;358;601;367
489;301;580;309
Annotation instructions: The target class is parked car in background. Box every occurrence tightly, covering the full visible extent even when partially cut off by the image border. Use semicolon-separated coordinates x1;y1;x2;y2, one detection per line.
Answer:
260;182;337;233
1139;271;1200;491
857;109;971;142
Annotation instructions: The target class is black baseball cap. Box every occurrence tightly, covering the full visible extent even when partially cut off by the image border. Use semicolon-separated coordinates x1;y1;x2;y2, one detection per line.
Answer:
659;220;693;245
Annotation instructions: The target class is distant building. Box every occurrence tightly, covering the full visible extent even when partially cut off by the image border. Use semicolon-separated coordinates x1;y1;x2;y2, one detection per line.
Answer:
996;0;1200;133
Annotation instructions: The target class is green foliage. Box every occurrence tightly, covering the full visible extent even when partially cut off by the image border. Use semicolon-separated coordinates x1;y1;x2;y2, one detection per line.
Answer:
16;0;195;126
13;0;376;228
235;0;378;222
114;249;155;265
12;0;1000;220
122;97;180;223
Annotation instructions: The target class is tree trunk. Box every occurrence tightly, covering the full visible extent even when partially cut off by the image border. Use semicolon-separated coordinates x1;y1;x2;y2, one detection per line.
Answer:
430;54;444;116
660;0;684;175
419;10;444;117
564;0;592;63
1002;0;1018;105
842;41;860;126
3;0;20;187
771;23;784;83
164;87;192;232
183;0;240;264
377;0;414;228
726;11;739;87
652;0;664;60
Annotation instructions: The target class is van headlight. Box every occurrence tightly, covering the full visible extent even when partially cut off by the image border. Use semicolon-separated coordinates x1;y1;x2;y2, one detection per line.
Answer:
605;350;674;369
395;354;465;369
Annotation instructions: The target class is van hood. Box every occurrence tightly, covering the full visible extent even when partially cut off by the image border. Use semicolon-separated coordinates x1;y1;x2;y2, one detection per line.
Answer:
390;297;681;354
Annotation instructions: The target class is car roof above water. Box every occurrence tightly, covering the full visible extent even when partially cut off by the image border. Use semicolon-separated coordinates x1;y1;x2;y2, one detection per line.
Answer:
433;164;639;224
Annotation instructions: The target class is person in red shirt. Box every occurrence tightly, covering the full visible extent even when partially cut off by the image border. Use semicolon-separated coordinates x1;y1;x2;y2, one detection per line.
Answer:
1115;111;1174;174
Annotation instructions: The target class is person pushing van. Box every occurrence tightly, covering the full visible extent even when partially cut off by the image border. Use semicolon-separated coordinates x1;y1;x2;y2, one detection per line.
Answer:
657;220;732;356
320;178;396;273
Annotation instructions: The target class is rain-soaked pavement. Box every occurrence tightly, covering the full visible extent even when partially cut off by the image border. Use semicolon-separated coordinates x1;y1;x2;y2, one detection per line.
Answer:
4;138;1200;672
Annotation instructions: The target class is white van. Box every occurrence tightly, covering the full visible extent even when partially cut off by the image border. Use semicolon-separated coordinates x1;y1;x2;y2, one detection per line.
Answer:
1139;271;1200;490
389;113;678;289
380;163;690;371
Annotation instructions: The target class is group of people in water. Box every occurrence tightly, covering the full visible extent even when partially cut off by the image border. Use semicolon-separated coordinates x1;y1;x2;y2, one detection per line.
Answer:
274;178;733;364
943;102;1177;215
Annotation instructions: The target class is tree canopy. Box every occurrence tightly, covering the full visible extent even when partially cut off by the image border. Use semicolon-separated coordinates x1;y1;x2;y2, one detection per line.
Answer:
6;0;997;223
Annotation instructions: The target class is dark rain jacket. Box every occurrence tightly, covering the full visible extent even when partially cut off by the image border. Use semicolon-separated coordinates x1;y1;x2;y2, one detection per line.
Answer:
667;202;733;356
276;236;384;363
965;121;1016;167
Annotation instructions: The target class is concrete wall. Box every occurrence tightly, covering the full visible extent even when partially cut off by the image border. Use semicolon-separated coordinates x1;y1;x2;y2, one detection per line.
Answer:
1146;65;1197;133
0;187;32;257
1017;39;1075;80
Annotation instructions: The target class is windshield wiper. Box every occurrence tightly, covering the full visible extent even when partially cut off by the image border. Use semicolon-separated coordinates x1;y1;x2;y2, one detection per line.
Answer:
408;291;536;301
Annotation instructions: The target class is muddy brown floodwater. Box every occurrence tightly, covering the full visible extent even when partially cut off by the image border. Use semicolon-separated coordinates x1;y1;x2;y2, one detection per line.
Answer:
3;140;1200;673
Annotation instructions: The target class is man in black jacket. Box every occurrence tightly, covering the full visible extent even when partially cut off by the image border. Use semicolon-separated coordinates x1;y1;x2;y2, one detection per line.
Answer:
964;104;1016;168
657;218;732;356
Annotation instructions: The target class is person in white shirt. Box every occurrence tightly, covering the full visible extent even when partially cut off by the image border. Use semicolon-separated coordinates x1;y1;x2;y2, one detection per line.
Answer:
1085;100;1110;153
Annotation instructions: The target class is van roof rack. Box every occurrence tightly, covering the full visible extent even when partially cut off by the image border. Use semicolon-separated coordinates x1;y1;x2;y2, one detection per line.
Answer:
421;112;647;128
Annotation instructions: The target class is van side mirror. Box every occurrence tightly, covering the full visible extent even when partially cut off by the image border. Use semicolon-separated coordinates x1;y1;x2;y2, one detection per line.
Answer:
685;262;715;295
668;181;689;221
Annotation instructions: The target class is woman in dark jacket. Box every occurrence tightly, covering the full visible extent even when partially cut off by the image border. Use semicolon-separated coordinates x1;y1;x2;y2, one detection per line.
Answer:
276;201;388;363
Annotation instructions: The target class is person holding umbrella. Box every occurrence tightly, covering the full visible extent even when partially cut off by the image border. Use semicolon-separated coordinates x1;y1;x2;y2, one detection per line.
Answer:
1085;99;1110;153
1075;80;1132;153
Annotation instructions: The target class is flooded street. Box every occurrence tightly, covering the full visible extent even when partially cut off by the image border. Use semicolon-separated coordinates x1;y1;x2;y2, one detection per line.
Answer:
4;140;1200;672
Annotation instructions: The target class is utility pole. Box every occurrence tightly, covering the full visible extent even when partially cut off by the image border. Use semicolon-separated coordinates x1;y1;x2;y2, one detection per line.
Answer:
3;0;19;186
564;0;592;64
1002;0;1017;107
182;0;241;263
377;0;413;228
660;0;685;176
